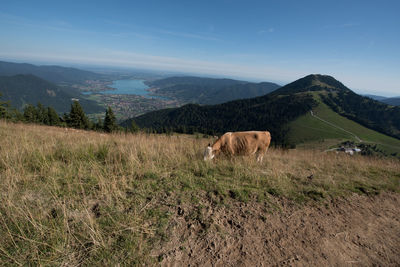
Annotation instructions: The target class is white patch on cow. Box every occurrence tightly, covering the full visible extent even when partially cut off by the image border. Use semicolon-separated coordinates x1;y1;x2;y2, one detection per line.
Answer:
203;146;215;161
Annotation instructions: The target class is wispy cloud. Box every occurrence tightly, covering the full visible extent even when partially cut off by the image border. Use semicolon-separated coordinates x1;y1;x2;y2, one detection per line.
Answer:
340;23;360;28
108;31;158;40
159;29;220;41
0;11;85;34
103;19;134;28
104;19;220;41
0;12;156;41
258;27;275;35
324;22;360;29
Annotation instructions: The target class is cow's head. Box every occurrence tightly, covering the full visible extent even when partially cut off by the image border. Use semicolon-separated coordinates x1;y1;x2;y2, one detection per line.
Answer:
203;144;215;161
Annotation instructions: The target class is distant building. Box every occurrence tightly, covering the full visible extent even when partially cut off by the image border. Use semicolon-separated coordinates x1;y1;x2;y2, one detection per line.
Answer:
336;146;361;155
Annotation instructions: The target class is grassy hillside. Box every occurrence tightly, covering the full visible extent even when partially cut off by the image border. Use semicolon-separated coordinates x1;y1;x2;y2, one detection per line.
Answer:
288;96;400;154
0;121;399;265
288;101;400;155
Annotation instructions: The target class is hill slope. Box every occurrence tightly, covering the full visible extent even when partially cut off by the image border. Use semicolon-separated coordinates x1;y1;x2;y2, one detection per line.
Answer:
382;97;400;106
0;74;103;113
365;94;400;106
124;92;316;145
272;74;400;139
364;94;388;101
124;74;400;150
287;100;400;155
0;60;105;84
148;76;280;104
0;121;399;265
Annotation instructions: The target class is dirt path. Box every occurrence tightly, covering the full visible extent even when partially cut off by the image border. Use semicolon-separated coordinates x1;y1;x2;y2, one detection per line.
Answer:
154;192;400;266
310;110;362;142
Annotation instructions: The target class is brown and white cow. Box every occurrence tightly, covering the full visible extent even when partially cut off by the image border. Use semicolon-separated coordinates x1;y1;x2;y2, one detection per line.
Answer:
204;131;271;162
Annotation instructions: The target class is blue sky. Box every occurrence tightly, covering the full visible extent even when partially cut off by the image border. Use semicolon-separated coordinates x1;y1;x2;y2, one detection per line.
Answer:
0;0;399;96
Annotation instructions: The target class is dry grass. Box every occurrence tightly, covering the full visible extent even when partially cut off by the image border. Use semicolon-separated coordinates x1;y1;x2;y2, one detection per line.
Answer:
0;121;399;265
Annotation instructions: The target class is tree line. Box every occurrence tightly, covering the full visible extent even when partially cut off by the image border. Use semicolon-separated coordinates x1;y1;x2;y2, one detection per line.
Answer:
129;93;317;147
0;93;139;133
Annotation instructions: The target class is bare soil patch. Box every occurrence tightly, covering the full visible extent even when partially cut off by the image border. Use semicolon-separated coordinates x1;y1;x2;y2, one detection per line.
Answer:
155;192;400;266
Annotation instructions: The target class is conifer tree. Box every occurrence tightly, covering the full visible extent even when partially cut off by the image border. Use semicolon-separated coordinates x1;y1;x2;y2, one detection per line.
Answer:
23;104;38;122
93;117;103;131
67;101;89;129
0;93;10;119
130;120;140;133
103;106;117;133
36;103;48;124
47;106;60;126
11;109;24;122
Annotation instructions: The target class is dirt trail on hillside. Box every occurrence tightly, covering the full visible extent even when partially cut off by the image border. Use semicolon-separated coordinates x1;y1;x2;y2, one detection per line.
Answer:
310;110;362;142
153;192;400;266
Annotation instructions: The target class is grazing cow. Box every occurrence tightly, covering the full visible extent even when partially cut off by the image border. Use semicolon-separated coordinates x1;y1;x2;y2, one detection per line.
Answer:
204;131;271;162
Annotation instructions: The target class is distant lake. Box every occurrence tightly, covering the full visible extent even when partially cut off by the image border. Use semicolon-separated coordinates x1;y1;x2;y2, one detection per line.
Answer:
83;79;167;99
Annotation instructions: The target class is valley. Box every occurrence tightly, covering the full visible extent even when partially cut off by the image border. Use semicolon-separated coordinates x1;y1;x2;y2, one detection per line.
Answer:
81;76;281;120
80;78;184;120
69;79;114;93
85;93;181;121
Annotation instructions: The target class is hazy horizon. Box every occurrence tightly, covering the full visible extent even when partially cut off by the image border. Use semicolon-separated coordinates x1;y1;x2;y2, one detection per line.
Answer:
3;57;400;98
1;0;399;96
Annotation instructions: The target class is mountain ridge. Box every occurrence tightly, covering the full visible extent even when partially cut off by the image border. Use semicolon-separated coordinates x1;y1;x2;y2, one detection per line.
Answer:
0;74;103;114
148;76;281;104
0;60;105;84
382;97;400;106
123;74;400;149
271;74;349;95
365;94;400;106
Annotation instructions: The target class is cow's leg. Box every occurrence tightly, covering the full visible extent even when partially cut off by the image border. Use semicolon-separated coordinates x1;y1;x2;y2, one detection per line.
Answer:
256;147;267;163
256;149;262;162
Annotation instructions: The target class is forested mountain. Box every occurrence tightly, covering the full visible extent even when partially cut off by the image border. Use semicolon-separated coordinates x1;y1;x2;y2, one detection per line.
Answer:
149;76;246;88
364;94;387;101
123;76;316;145
270;74;349;95
382;97;400;106
0;74;102;113
273;74;400;139
148;76;280;104
123;74;400;146
0;60;105;84
365;94;400;106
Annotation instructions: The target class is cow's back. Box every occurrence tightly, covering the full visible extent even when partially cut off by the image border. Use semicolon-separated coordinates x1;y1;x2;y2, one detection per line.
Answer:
226;131;271;155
